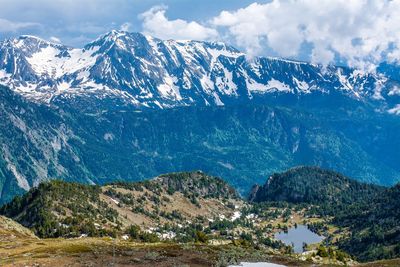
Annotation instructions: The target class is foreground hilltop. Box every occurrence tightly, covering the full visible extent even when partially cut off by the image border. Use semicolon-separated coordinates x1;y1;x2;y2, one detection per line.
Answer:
0;215;37;242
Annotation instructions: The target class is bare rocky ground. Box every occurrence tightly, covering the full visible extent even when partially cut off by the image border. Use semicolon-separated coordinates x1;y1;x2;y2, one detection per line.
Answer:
1;215;399;267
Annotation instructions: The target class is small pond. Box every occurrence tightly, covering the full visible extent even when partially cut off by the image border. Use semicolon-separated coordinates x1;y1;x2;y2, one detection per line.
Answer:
274;224;324;253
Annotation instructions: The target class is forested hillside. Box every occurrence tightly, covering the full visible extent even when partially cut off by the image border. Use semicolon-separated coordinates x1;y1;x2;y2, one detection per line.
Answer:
335;184;400;261
0;171;242;239
249;166;400;261
249;166;384;207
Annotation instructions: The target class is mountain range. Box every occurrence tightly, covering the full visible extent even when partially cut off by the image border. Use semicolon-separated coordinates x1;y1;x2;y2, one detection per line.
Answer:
0;31;399;203
1;30;399;112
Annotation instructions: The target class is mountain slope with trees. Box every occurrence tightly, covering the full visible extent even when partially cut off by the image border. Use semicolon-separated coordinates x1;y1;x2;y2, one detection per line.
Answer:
335;184;400;261
249;166;384;206
0;171;242;238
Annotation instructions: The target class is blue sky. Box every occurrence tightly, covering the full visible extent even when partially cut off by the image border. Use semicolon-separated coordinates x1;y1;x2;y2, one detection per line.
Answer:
0;0;257;46
1;0;400;69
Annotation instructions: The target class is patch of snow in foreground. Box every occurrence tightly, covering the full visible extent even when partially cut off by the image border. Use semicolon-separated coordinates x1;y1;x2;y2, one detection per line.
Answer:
159;231;176;240
231;211;241;221
109;197;119;205
229;263;286;267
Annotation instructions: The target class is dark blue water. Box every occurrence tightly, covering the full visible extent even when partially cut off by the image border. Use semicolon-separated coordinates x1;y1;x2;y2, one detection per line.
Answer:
274;225;324;253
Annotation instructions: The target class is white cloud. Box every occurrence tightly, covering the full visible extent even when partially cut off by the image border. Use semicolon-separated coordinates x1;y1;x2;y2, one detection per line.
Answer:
211;0;400;70
0;18;41;32
139;5;218;41
120;22;132;32
49;36;61;43
0;0;143;47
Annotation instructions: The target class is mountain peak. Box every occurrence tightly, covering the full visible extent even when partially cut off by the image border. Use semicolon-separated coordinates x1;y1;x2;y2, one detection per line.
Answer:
12;35;64;49
85;31;148;51
0;35;68;63
101;30;129;41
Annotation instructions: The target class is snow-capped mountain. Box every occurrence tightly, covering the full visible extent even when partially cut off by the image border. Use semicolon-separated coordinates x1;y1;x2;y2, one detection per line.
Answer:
1;30;399;111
